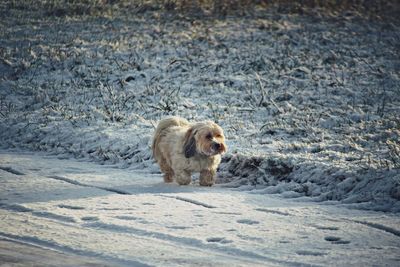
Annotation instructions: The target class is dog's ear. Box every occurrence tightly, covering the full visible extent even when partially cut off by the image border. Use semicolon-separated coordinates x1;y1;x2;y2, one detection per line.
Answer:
183;128;196;158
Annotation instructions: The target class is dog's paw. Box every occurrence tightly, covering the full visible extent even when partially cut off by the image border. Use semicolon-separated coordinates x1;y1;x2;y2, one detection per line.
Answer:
177;180;191;186
175;173;192;185
163;173;173;183
199;170;215;186
199;180;214;187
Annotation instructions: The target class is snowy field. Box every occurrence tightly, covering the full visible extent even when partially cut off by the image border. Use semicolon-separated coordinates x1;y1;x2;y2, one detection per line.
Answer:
0;1;399;265
1;150;400;266
1;1;399;213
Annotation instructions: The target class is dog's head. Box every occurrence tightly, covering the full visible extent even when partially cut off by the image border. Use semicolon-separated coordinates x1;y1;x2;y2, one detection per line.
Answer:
183;121;227;158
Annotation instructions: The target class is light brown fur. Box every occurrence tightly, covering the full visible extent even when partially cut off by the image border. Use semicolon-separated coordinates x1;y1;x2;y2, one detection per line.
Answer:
152;117;227;186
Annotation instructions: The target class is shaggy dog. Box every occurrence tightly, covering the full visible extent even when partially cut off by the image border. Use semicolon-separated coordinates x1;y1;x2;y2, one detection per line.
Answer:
152;117;227;186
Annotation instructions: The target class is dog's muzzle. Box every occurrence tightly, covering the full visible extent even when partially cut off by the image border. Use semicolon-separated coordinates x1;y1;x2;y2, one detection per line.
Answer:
212;142;222;153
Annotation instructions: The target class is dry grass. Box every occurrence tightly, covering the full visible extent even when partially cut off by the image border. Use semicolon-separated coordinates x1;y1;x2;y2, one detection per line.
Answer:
1;0;399;20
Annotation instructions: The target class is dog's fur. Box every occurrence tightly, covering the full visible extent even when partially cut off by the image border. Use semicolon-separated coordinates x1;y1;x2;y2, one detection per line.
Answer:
152;117;227;186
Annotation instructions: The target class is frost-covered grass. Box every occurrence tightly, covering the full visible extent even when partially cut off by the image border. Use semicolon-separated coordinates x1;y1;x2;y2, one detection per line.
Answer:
0;1;399;211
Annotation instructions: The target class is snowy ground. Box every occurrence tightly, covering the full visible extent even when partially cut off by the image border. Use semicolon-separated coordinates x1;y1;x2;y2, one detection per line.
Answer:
0;238;110;267
0;2;399;264
0;2;399;212
1;150;400;266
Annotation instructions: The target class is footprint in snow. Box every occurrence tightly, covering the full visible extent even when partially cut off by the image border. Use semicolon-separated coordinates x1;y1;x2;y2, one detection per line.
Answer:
81;216;99;221
213;211;242;215
312;224;339;231
58;204;85;210
324;236;341;242
206;237;232;244
237;219;260;225
296;250;327;256
325;236;351;244
333;240;351;244
166;226;191;230
115;216;149;224
115;216;139;221
370;246;383;250
142;202;155;206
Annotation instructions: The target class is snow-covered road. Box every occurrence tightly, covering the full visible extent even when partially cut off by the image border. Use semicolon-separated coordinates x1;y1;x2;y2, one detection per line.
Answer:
0;150;399;266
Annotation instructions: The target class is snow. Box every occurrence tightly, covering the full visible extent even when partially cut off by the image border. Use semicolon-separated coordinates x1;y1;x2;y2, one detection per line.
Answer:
0;2;399;264
0;238;121;267
0;150;399;266
1;4;399;212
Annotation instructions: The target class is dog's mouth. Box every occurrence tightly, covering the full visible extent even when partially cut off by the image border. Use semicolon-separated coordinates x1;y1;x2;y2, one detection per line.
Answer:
207;145;225;156
198;141;226;157
208;150;220;156
199;148;219;157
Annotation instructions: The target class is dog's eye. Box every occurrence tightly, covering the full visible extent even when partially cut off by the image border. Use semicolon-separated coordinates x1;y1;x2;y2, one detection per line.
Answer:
206;133;212;140
215;134;222;138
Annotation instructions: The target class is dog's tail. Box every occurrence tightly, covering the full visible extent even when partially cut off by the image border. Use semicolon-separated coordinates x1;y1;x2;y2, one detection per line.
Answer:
152;117;190;160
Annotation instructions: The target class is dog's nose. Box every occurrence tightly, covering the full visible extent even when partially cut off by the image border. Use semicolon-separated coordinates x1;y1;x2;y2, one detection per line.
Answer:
212;142;221;151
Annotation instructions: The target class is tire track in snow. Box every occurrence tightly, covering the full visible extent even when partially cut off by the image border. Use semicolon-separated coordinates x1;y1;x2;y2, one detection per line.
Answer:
0;166;25;175
0;203;76;223
0;232;150;267
0;203;33;212
255;208;291;216
47;175;130;195
349;220;400;237
159;195;216;209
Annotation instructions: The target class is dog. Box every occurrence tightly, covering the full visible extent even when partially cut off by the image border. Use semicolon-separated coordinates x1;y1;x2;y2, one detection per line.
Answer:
152;117;227;186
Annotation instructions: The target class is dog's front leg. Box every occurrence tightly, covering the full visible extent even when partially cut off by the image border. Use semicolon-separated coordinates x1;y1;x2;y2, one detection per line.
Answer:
175;170;192;185
199;169;216;186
